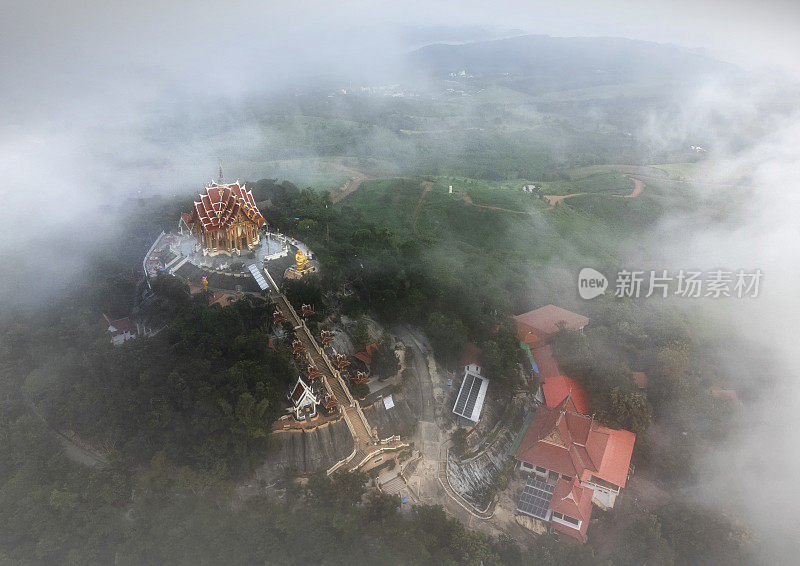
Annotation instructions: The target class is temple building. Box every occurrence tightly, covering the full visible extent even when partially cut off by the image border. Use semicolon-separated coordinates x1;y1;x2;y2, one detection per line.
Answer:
515;397;635;542
287;377;321;421
179;166;267;256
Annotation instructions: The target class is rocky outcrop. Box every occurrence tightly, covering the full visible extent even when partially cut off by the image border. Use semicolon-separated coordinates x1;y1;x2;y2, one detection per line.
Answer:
256;420;354;482
515;513;548;534
363;396;417;439
447;427;515;509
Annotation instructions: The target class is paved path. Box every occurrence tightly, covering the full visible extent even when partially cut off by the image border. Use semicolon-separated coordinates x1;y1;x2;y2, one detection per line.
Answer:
27;401;108;468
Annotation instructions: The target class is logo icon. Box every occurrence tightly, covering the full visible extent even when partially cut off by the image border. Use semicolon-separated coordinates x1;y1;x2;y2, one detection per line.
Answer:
578;268;608;299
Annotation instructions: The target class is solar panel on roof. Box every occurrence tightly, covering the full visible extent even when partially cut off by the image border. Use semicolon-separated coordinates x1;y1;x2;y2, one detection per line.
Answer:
517;476;555;520
462;378;482;417
248;264;269;290
453;373;476;415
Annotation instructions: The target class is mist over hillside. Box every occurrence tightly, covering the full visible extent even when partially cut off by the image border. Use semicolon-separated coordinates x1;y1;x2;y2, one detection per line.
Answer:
2;3;800;564
410;34;735;91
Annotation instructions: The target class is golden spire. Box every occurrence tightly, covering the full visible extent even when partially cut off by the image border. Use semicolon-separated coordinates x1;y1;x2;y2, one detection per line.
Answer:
218;159;224;183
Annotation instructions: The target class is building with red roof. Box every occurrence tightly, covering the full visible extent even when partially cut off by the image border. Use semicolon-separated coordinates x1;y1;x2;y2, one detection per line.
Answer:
180;168;266;257
353;342;379;370
514;398;636;540
549;478;595;542
100;314;145;346
515;305;589;348
709;386;738;402
542;375;590;415
530;344;561;382
631;371;648;389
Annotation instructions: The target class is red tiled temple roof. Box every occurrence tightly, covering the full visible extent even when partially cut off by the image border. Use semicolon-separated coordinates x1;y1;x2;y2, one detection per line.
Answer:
354;343;378;366
288;377;317;406
543;375;589;415
515;398;635;489
188;180;265;233
549;478;594;542
531;344;561;382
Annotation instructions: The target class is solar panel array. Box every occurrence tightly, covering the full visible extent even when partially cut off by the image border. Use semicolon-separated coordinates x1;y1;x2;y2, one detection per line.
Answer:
517;475;555;520
248;264;269;290
453;373;477;415
463;376;482;417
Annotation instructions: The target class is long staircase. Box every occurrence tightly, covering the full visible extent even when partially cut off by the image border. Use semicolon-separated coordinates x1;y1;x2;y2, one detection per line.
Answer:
267;277;379;470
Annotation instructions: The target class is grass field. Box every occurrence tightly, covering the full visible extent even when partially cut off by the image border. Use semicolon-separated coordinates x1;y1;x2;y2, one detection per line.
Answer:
340;174;648;310
260;158;351;191
338;163;722;272
539;171;635;196
653;162;702;179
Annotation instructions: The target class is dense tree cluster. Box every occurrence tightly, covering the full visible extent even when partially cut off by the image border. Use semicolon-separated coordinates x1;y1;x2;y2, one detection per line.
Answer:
0;176;757;564
370;339;401;380
15;275;295;477
549;298;747;488
264;183;518;366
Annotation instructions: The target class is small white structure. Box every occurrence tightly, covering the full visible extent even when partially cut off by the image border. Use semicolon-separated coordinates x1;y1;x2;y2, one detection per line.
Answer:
449;185;453;194
287;377;320;421
522;184;540;193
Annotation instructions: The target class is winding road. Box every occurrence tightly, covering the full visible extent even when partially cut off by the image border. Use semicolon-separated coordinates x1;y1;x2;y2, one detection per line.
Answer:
543;175;645;208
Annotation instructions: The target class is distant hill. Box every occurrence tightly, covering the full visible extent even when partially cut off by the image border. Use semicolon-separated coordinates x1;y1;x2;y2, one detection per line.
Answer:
409;35;734;92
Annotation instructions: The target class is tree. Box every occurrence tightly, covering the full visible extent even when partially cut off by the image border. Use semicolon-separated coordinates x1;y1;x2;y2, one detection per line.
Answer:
659;502;752;565
479;325;521;383
364;492;401;525
610;387;653;434
307;470;367;509
349;381;370;400
611;513;676;566
371;339;400;380
426;312;467;367
281;276;322;311
353;317;370;350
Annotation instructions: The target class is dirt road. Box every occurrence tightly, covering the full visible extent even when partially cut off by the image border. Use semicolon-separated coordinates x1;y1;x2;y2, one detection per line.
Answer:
330;163;371;203
543;175;645;207
616;174;645;197
461;195;528;215
411;181;433;233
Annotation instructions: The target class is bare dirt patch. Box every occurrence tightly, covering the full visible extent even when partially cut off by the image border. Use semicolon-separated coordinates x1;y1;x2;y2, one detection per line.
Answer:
614;174;645;198
330;164;370;203
543;192;587;207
